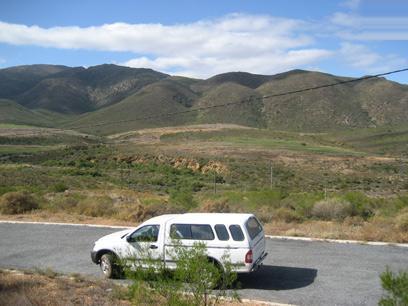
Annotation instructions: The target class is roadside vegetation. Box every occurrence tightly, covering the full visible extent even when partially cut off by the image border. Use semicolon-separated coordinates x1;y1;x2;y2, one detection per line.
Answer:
379;268;408;306
0;269;130;306
0;124;407;242
0;270;243;306
122;242;238;306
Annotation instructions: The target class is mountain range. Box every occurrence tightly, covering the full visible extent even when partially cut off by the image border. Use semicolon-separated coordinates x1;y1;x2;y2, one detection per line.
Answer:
0;64;407;135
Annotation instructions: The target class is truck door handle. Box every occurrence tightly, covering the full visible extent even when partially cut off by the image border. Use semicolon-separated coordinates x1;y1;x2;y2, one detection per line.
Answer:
150;245;158;249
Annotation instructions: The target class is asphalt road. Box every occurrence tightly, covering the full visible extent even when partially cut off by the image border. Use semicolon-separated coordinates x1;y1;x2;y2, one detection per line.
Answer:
0;222;407;306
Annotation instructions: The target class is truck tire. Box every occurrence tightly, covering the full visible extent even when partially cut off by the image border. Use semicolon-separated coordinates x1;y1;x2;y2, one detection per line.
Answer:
100;253;119;279
207;259;224;289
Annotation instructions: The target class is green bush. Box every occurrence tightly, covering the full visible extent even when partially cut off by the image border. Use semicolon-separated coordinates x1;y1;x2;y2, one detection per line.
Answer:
311;198;353;221
0;192;39;214
273;207;303;223
343;192;374;219
379;267;408;306
52;182;68;193
76;196;116;217
396;212;408;232
124;241;238;306
169;188;197;210
281;192;322;219
245;189;283;208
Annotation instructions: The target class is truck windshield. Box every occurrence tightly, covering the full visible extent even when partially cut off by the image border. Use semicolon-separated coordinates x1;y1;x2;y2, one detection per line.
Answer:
245;217;263;240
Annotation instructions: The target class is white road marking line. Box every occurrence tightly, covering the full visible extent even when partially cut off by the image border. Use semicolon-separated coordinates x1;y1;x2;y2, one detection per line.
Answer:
1;220;407;248
266;235;408;248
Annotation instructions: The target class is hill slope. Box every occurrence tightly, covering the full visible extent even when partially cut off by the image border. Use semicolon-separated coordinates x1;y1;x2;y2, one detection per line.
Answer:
0;64;407;134
0;99;59;127
66;78;199;135
0;64;168;114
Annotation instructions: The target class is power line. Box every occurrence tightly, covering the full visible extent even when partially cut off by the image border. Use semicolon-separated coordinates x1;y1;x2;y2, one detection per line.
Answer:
64;67;408;130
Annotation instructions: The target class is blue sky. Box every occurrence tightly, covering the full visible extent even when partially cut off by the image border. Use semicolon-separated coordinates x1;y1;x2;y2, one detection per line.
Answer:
0;0;407;83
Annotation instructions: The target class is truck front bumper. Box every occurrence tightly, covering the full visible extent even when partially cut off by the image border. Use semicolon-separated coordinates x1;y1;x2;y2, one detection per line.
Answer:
91;251;98;264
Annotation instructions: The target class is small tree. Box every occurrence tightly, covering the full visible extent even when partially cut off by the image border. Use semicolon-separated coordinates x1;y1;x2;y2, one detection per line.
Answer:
123;241;238;306
379;267;408;306
172;241;238;305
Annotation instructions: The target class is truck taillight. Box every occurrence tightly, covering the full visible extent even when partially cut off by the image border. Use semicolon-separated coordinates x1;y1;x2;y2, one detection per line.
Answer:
245;250;253;264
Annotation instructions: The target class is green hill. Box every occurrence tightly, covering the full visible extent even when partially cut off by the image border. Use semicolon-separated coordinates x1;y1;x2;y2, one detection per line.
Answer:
0;64;168;114
194;82;265;127
0;64;407;135
0;99;58;127
0;64;70;99
65;78;198;135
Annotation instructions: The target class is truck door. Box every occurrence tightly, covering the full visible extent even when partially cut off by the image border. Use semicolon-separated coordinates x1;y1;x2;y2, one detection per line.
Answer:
125;224;163;266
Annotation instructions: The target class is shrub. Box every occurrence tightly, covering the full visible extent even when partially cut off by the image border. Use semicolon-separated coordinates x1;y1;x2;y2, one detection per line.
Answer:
273;207;303;223
311;198;353;221
124;241;238;306
52;183;68;193
246;189;282;208
396;212;408;232
343;192;374;219
169;188;197;210
379;267;408;306
281;192;322;219
76;196;116;217
53;197;79;211
199;199;231;213
0;192;39;214
255;206;273;223
126;203;181;222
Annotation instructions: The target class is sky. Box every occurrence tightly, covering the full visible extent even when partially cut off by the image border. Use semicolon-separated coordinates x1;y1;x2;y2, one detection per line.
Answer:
0;0;407;83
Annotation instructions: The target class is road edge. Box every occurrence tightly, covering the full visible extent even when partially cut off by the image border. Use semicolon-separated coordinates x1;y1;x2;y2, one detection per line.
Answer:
1;220;407;248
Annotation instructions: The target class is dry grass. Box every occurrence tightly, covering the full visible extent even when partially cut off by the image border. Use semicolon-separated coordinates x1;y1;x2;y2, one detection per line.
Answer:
0;269;130;306
0;211;137;226
263;219;408;243
0;269;263;306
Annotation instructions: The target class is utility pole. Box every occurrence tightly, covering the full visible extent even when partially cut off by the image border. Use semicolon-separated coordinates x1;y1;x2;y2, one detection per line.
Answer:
270;161;273;189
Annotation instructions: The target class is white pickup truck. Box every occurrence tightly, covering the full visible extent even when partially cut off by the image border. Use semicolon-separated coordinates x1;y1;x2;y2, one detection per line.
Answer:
91;213;268;278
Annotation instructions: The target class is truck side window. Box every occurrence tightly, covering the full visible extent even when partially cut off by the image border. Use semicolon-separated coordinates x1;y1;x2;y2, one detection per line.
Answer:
191;225;214;240
215;224;230;241
170;224;214;240
170;224;192;239
246;217;263;240
129;225;160;242
229;225;245;241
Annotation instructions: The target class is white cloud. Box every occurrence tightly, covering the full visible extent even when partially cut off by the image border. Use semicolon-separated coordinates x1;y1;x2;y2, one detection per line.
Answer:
341;0;362;11
123;49;332;78
0;12;405;78
331;13;408;40
0;15;311;55
0;14;333;77
339;42;408;73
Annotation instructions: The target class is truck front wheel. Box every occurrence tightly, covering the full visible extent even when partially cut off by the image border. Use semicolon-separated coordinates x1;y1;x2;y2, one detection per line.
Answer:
100;253;120;279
